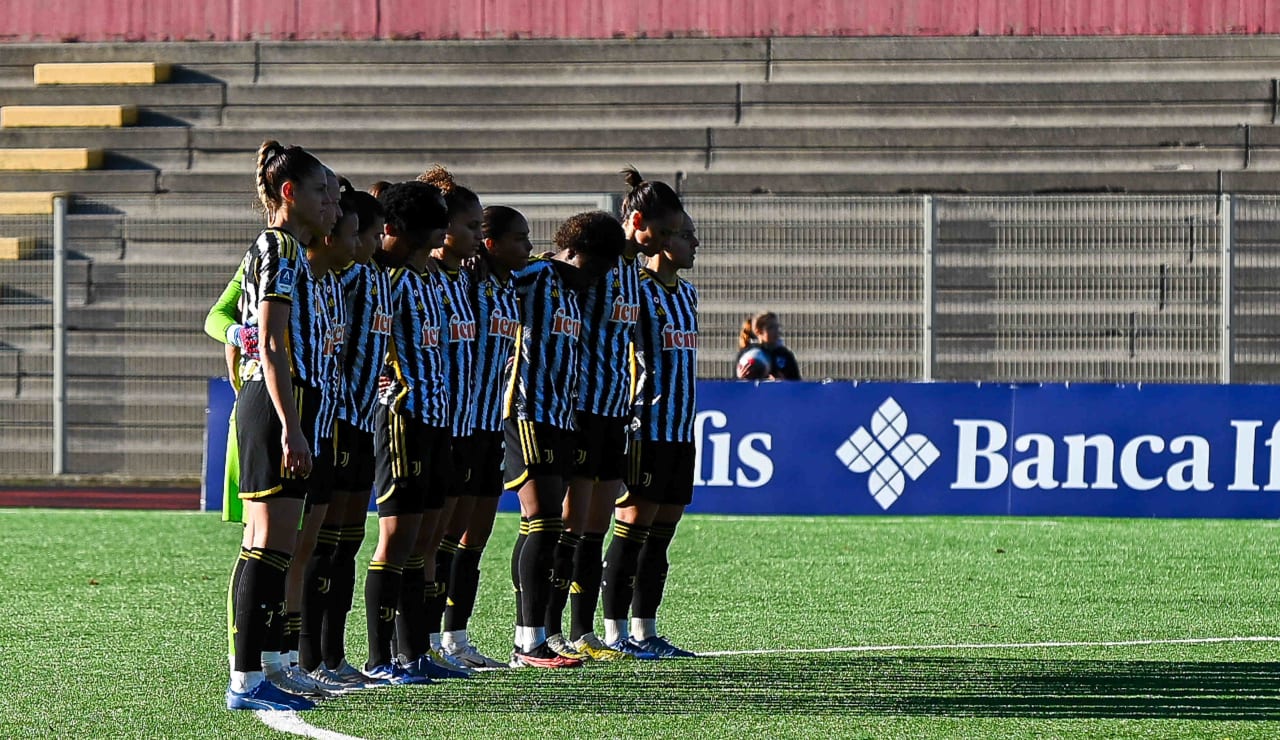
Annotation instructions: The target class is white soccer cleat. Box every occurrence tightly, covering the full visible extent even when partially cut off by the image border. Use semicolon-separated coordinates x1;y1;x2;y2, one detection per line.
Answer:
444;641;508;670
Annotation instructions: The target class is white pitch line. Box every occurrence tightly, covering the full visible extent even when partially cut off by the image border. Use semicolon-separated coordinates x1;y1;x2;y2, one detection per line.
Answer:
699;636;1280;657
256;710;367;740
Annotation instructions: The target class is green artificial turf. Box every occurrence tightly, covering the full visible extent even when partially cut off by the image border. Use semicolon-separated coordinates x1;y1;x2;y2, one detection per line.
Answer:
0;510;1277;739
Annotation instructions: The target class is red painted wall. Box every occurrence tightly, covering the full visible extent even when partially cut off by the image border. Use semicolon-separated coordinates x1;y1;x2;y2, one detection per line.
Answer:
5;0;1280;41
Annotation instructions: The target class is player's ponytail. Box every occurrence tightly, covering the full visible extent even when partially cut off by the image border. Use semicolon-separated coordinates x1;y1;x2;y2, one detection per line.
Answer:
254;139;323;217
739;316;757;350
620;165;682;223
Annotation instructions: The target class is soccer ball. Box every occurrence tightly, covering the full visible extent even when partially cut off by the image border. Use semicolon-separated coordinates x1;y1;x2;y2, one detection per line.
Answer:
737;347;772;380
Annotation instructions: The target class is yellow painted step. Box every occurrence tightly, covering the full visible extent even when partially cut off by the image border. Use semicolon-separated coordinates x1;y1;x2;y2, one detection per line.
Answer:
0;192;65;215
1;105;137;128
33;62;171;86
0;237;37;260
0;148;102;171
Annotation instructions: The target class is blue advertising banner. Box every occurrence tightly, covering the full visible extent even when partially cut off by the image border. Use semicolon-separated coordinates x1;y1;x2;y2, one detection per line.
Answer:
204;379;1280;518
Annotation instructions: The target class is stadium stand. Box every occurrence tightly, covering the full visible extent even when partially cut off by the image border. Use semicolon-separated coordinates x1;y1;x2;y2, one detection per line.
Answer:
1;36;1280;478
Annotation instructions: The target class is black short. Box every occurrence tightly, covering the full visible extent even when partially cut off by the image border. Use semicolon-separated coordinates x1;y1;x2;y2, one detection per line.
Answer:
373;405;453;517
572;412;629;481
333;419;375;492
306;437;335;508
621;439;697;507
503;417;575;490
458;430;504;498
236;379;320;501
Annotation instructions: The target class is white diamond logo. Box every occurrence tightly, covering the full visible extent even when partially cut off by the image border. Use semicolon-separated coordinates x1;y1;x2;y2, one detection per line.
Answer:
835;397;939;510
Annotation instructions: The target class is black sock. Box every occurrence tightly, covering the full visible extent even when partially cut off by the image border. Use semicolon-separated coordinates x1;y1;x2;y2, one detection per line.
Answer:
364;561;402;670
444;543;483;632
569;532;605;641
601;521;649;623
632;521;677;619
232;548;290;673
299;525;340;672
544;531;580;637
426;540;458;640
227;547;249;662
322;525;365;669
395;556;427;661
511;518;529;628
518;516;563;634
283;611;302;660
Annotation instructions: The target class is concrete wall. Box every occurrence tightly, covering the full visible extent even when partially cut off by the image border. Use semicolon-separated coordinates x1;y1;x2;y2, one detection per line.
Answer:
5;0;1280;42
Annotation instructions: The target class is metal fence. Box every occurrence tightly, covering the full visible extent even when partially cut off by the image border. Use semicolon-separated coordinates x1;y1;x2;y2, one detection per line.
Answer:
2;192;1279;479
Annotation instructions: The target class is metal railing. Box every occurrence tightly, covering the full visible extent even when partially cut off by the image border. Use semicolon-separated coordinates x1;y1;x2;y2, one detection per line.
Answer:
3;192;1280;479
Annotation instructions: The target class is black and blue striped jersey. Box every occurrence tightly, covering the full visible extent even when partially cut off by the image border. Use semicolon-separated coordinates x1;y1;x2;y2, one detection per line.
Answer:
505;257;584;430
380;264;450;428
337;261;393;433
237;228;318;385
426;260;477;437
471;270;520;433
632;267;698;442
577;255;641;418
314;269;346;442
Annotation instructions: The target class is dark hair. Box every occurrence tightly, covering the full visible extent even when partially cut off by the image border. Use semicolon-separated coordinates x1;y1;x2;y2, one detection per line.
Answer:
368;180;393;199
339;177;384;234
620;166;683;223
417;164;481;216
378;180;449;238
255;139;324;215
482;205;525;241
554;211;626;260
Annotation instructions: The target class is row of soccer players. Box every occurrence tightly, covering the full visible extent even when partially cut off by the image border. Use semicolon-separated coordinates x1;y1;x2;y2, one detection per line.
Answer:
207;141;700;711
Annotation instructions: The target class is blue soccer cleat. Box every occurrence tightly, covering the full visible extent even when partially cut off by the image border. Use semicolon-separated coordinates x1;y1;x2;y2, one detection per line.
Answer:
607;637;659;660
226;680;317;711
634;635;697;658
365;662;432;686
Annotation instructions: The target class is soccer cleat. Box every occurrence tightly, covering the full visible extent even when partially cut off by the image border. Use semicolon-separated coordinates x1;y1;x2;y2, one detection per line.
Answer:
433;648;479;676
266;665;333;698
574;632;633;661
607;637;659;660
226;679;316;711
444;642;508;670
399;652;472;680
634;635;697;658
546;633;588;661
510;642;584;669
365;662;432;686
330;659;389;687
308;665;358;693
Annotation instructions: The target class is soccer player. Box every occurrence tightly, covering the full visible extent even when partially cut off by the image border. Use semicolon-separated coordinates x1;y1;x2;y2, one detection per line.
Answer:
548;168;685;662
362;180;452;684
395;165;482;678
602;211;700;659
306;183;389;686
440;205;531;669
297;179;383;687
275;167;348;697
505;211;627;668
224;140;330;711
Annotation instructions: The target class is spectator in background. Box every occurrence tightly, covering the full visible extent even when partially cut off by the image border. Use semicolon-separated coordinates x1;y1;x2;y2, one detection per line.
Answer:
736;311;800;381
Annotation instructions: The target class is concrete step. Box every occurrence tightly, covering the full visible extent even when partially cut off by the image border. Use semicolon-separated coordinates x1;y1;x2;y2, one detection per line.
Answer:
34;62;171;86
0;170;157;194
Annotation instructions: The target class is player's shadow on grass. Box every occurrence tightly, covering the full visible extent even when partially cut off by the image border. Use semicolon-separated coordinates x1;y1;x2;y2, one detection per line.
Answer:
850;656;1280;720
342;655;1280;721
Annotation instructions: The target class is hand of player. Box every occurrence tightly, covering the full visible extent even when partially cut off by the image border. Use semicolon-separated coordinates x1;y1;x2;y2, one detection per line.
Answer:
736;363;752;379
282;423;313;477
